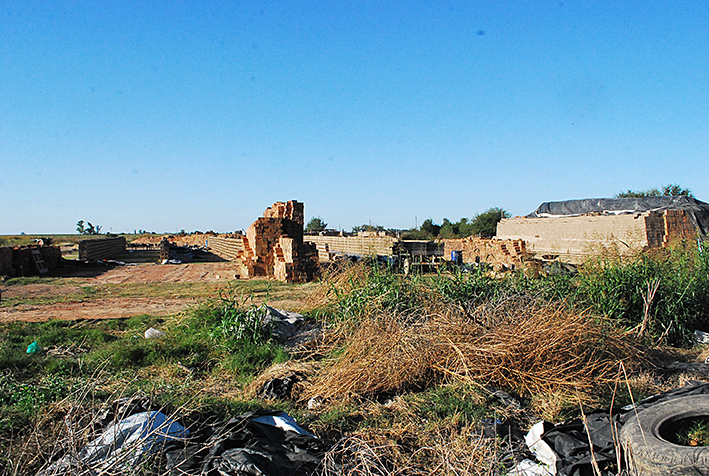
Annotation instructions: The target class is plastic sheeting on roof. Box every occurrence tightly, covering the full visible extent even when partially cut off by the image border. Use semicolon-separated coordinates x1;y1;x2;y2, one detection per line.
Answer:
527;196;709;235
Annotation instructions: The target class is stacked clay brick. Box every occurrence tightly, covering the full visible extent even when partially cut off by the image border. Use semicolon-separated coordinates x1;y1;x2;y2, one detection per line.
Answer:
644;210;697;249
0;245;61;278
662;210;697;245
238;201;319;283
443;237;529;269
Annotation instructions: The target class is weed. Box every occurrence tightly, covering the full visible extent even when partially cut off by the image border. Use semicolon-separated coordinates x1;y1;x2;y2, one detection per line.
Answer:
572;241;709;345
410;382;490;426
677;419;709;446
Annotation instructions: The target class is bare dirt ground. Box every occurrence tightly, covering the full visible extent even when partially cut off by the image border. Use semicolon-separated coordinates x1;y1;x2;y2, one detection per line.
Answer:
1;262;309;323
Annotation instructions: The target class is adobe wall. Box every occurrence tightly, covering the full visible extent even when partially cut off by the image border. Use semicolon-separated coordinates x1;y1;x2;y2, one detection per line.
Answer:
496;210;697;263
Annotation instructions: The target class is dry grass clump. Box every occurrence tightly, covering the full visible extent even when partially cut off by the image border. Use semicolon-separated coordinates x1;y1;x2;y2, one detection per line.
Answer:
316;418;501;476
304;261;369;310
305;295;638;406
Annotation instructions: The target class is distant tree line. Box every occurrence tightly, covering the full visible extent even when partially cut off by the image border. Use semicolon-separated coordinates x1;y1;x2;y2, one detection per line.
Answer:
319;207;510;240
402;208;510;240
616;183;693;198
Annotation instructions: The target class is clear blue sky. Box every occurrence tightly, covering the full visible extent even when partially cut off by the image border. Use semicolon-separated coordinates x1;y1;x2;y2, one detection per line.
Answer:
2;1;708;234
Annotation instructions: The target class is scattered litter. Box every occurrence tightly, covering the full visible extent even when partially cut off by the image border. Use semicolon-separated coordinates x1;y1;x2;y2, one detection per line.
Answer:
259;373;303;399
509;381;709;476
510;458;555;476
261;307;321;349
37;411;188;476
250;411;314;436
307;396;323;410
26;341;40;354
165;410;325;476
524;421;557;474
144;328;166;339
105;259;127;266
695;330;709;344
161;259;182;265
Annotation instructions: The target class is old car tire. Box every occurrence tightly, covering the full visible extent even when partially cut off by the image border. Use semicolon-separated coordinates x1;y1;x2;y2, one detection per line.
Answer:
620;395;709;475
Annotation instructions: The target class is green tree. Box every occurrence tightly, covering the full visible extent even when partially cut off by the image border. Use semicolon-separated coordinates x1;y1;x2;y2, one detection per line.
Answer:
305;217;328;233
419;218;441;238
469;207;510;238
77;221;102;235
439;218;460;239
616;183;694;198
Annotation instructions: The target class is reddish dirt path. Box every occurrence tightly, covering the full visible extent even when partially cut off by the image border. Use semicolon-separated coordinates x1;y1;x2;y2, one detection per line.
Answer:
1;263;247;323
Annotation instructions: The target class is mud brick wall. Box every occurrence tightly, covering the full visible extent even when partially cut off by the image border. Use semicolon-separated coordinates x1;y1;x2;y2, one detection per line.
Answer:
78;237;127;261
497;214;651;263
497;210;698;263
0;245;61;277
443;237;528;268
305;235;398;259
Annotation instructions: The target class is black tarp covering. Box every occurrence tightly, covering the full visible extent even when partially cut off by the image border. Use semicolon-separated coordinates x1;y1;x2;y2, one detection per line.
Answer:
527;197;709;235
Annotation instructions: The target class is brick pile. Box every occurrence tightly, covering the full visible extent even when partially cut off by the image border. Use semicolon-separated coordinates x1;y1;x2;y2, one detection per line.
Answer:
78;237;127;261
644;212;666;248
661;209;697;245
0;247;12;277
306;235;398;260
443;237;529;269
0;245;61;278
230;201;319;283
208;235;245;262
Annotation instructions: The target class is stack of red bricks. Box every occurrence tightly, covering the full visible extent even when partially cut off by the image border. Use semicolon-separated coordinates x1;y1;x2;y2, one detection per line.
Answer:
643;212;666;248
663;210;697;245
238;201;319;283
644;210;697;249
443;237;529;269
